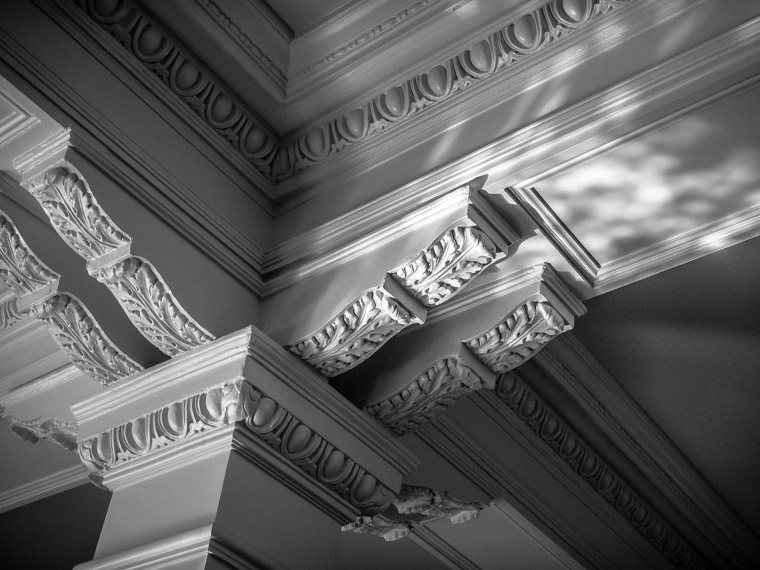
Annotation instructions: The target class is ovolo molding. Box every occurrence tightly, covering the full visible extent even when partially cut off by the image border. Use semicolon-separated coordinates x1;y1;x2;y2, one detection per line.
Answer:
286;216;515;377
0;208;142;386
365;279;576;435
488;373;706;570
16;152;216;357
69;0;634;186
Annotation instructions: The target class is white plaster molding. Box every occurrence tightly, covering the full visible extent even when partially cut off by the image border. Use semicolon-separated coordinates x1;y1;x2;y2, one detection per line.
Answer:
17;158;216;356
73;524;214;570
0;208;60;305
0;85;40;149
0;208;143;385
287;288;419;377
4;414;78;451
0;293;23;331
0;364;80;407
532;334;760;567
363;263;581;434
0;465;89;515
30;293;143;386
505;186;599;284
365;356;488;435
194;0;287;89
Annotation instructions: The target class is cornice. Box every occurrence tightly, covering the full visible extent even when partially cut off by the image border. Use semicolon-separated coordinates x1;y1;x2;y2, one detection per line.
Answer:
0;363;80;407
533;334;760;567
486;375;706;570
0;464;88;515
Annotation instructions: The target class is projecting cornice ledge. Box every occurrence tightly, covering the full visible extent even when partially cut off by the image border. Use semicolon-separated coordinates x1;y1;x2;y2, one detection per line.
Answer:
72;326;419;518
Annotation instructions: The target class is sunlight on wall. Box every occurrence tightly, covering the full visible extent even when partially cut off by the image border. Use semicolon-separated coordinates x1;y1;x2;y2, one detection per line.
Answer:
535;84;760;263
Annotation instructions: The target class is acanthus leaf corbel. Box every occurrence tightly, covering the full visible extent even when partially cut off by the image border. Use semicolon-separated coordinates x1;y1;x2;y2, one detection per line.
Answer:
15;146;216;356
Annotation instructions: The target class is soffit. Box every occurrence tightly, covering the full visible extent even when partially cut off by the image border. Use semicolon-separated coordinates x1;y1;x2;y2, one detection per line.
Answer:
571;235;760;538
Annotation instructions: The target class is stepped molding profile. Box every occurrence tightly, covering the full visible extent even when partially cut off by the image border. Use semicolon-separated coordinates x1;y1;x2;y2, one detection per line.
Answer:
69;0;633;185
286;214;512;377
491;372;706;570
17;154;215;357
0;208;142;385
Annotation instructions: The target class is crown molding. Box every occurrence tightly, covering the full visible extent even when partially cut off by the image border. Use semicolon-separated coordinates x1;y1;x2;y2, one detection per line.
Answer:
0;363;80;407
0;464;88;515
415;417;617;569
532;334;760;568
73;525;214;570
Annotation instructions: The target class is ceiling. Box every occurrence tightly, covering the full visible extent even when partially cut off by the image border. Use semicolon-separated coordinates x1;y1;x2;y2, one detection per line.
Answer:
1;0;759;567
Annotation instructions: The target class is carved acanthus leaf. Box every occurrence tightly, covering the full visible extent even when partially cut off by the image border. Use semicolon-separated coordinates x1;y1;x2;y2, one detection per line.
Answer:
0;210;59;297
365;357;485;435
240;382;394;515
79;381;246;471
26;165;131;262
287;289;416;377
465;300;568;373
95;256;215;356
5;416;78;452
0;297;23;332
30;293;143;385
341;515;412;542
494;372;705;570
390;225;498;307
394;484;485;524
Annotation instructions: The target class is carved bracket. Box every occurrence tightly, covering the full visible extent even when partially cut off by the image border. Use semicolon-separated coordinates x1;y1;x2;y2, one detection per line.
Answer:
0;208;142;385
20;162;215;356
287;219;507;378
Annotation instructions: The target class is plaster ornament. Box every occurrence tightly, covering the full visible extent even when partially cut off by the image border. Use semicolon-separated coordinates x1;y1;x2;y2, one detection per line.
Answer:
95;256;215;356
0;210;59;296
287;288;417;377
465;300;569;373
390;225;498;307
341;515;411;542
365;357;486;435
5;416;78;452
239;382;394;515
495;372;705;570
0;297;23;331
29;293;143;386
26;165;131;262
78;380;247;470
394;484;485;524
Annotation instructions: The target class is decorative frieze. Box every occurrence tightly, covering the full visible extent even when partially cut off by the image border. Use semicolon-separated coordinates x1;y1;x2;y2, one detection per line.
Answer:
464;300;569;373
71;0;279;180
493;372;705;570
72;0;630;183
29;293;143;386
365;357;486;435
239;382;394;515
287;288;417;377
26;165;131;263
0;209;59;298
390;225;498;307
78;380;246;471
5;415;78;452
